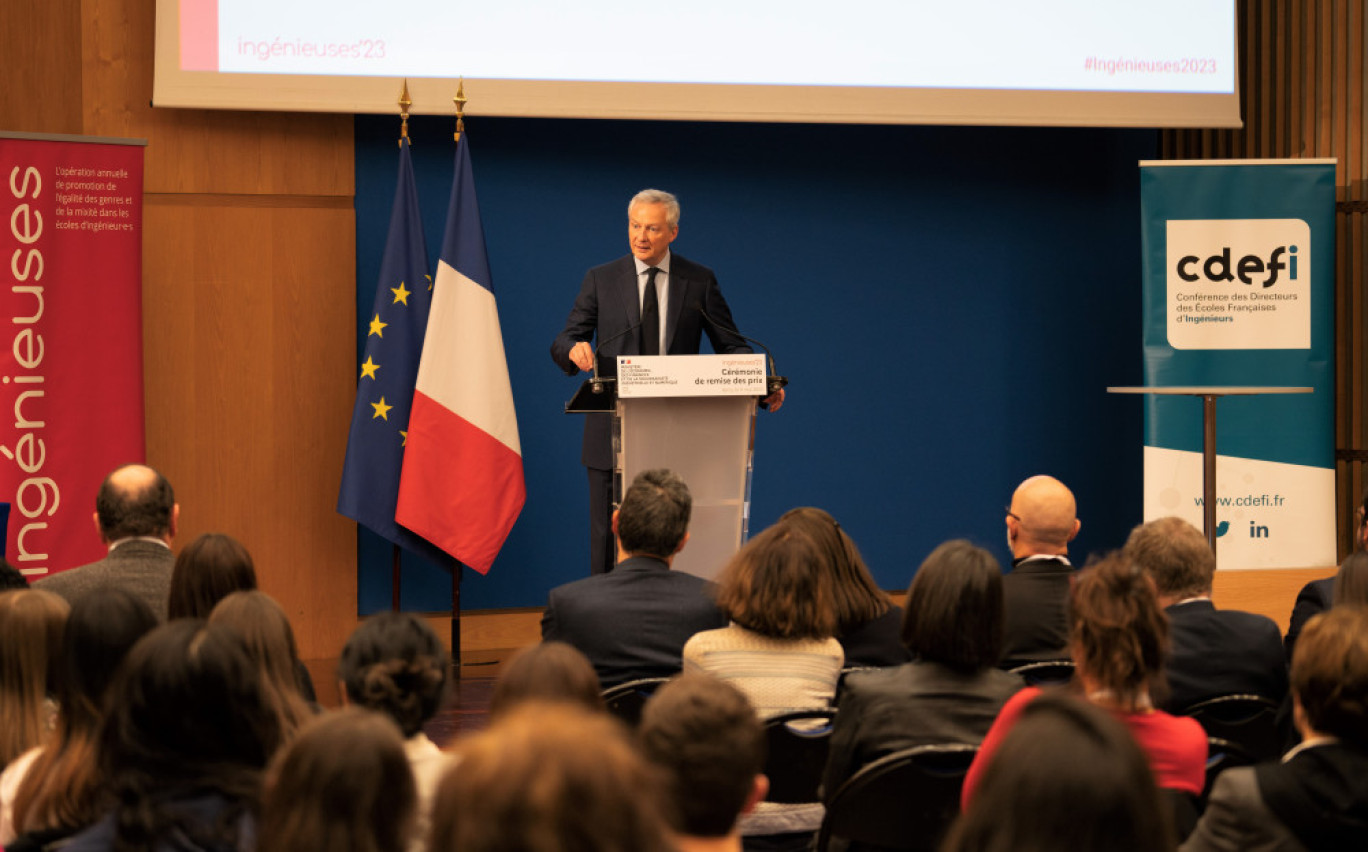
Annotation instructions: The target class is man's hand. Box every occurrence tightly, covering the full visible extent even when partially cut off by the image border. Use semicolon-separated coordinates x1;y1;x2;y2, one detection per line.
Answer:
569;341;594;373
763;387;786;412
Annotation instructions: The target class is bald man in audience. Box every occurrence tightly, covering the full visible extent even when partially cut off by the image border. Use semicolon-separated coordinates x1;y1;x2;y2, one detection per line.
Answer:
638;673;768;852
1125;516;1287;714
34;463;178;621
1000;475;1081;668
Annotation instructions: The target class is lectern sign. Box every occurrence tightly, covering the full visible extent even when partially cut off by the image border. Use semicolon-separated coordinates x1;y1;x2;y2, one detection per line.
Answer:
617;354;767;398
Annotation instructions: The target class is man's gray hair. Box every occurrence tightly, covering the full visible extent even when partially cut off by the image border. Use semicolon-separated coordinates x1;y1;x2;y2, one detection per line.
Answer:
629;189;680;228
617;469;691;558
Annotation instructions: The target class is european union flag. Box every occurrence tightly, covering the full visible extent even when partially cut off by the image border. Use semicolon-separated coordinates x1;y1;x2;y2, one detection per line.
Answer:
337;139;449;564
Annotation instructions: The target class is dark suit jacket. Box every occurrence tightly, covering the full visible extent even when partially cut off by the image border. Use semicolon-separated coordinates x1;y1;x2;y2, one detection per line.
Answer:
33;539;174;621
550;253;750;469
1284;576;1333;661
540;555;730;687
821;661;1025;802
1000;556;1074;667
1162;599;1288;713
1182;742;1368;852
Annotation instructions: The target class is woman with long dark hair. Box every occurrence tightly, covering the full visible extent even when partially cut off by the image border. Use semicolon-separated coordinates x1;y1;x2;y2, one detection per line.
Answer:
61;620;282;852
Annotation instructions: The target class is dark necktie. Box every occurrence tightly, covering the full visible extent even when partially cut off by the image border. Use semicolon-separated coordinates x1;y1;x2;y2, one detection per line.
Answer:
641;267;661;356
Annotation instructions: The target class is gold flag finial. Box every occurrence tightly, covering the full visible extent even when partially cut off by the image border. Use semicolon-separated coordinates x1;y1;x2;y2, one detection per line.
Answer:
454;78;467;142
398;80;412;147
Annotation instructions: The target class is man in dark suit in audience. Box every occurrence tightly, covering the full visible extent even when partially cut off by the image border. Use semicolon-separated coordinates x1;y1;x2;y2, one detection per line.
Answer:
1124;516;1287;713
1284;488;1367;659
1000;475;1080;668
34;463;178;621
541;468;729;687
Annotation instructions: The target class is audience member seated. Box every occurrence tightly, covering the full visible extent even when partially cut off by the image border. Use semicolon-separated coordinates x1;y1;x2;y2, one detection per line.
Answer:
0;590;69;773
61;620;282;852
1000;475;1081;667
166;533;257;620
339;612;452;850
1124;516;1287;713
964;555;1207;805
169;534;316;701
34;464;178;621
822;540;1024;800
942;691;1173;852
1332;549;1368;606
0;558;28;590
258;707;417;852
1181;605;1368;851
489;641;605;720
1284;488;1366;659
209;591;316;738
684;518;843;852
780;507;910;668
638;672;769;852
542;469;729;687
0;590;156;849
429;701;674;852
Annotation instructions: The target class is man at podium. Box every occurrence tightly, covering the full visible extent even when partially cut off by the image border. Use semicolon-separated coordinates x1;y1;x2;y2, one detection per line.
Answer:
551;188;782;575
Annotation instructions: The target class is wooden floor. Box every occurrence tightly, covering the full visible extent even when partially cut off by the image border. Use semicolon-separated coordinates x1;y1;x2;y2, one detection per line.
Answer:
304;649;511;748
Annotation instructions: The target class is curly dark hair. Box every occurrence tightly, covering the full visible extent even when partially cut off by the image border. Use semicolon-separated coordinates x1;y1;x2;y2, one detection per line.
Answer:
338;613;449;737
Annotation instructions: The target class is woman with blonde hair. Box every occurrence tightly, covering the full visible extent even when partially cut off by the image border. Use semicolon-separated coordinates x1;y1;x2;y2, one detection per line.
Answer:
0;590;69;771
209;590;315;738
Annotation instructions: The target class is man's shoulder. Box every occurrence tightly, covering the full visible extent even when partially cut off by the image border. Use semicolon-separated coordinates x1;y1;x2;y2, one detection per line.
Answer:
667;252;716;281
585;255;636;278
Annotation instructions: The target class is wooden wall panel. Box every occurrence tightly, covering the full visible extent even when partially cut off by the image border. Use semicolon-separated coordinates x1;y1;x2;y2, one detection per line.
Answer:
0;0;84;134
142;197;357;657
1164;0;1368;559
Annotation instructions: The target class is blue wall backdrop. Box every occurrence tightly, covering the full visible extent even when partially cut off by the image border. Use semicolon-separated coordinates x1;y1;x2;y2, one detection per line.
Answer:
353;116;1157;613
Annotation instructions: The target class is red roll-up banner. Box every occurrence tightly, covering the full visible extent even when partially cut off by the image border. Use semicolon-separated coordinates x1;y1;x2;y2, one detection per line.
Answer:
1;134;146;579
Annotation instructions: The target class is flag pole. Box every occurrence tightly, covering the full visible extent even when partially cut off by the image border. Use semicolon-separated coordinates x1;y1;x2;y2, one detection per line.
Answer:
448;79;467;674
391;81;411;613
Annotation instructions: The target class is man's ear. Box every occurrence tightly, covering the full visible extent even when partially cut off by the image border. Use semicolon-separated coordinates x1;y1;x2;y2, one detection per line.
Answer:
740;775;768;817
1069;518;1081;541
674;531;690;555
611;509;620;536
169;503;181;540
91;511;104;542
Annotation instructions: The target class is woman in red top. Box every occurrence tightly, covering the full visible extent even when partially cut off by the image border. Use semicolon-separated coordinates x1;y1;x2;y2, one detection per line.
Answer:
963;553;1207;806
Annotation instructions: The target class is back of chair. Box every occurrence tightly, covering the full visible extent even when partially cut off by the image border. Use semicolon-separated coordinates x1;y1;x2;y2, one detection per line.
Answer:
763;709;838;804
600;676;671;727
817;743;978;852
1006;660;1076;687
1181;694;1282;762
1202;736;1255;806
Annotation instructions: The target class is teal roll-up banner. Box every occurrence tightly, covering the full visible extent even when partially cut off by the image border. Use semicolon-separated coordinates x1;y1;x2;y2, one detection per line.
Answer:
1138;159;1336;569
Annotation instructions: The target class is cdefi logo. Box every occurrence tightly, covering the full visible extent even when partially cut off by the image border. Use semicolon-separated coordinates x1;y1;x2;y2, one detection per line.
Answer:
1175;244;1298;288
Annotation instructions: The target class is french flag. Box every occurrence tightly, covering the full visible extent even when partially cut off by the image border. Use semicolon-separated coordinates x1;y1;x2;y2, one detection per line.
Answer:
395;133;524;574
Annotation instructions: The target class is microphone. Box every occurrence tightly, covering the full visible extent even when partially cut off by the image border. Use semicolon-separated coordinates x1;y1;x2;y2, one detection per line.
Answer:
692;302;789;396
589;319;643;394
